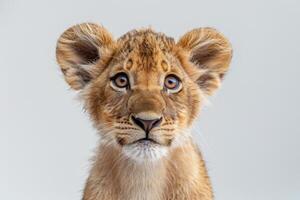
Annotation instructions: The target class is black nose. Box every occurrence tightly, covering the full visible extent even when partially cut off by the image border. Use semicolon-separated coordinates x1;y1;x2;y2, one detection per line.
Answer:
131;116;162;133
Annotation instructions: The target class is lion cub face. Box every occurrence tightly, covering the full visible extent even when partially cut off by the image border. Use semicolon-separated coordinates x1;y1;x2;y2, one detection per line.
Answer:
56;23;232;162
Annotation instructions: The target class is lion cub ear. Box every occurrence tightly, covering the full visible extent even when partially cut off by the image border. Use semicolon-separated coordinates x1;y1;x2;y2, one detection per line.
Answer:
56;23;114;90
177;28;232;95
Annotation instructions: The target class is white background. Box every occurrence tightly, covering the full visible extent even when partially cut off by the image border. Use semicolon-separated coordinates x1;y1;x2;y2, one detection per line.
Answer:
0;0;299;199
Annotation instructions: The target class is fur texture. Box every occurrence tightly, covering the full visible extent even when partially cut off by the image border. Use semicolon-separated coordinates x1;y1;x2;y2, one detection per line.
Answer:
56;23;232;200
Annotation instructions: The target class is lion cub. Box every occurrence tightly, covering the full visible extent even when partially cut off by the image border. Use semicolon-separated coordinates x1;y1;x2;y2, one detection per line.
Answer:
56;23;232;200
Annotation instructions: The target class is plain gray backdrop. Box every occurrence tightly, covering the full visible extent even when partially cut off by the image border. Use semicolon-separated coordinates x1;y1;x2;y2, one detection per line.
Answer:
0;0;299;199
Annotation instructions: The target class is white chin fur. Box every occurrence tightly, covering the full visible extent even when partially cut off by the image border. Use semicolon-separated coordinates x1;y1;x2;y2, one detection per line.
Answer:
123;142;168;163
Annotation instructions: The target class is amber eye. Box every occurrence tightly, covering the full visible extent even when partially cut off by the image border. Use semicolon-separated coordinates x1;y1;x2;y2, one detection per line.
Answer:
164;75;182;92
111;73;129;89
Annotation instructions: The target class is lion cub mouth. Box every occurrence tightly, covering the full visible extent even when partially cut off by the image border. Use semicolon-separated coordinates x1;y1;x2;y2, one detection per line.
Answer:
135;138;159;145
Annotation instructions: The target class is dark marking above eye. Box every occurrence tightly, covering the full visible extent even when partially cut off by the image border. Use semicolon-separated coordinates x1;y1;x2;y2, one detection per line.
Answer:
161;60;169;72
125;59;133;70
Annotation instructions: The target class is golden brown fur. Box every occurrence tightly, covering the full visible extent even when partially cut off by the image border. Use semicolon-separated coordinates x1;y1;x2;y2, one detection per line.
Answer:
56;23;232;200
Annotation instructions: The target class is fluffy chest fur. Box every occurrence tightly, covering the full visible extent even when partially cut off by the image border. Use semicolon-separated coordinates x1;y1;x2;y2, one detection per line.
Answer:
83;139;213;200
85;144;167;200
117;162;166;200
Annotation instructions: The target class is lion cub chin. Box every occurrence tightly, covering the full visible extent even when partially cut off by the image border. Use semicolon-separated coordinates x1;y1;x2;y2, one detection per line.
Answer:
122;140;169;162
56;22;232;200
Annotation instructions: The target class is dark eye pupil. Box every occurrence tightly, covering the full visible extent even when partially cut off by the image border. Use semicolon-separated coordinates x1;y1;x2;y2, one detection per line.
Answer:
119;77;126;83
168;79;175;85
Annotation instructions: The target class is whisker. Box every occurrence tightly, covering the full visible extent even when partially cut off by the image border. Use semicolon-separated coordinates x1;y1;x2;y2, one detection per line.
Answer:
157;128;175;131
115;126;139;130
116;132;131;136
116;121;132;125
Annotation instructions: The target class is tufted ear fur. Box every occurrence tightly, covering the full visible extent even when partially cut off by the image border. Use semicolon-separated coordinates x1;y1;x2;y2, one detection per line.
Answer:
56;23;114;90
177;28;232;95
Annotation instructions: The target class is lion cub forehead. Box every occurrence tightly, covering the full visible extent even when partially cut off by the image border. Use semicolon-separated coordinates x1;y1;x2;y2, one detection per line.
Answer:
117;29;175;54
113;29;177;71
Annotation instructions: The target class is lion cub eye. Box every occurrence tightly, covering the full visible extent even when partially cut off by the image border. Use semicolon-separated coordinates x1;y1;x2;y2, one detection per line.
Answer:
111;72;129;90
164;75;182;93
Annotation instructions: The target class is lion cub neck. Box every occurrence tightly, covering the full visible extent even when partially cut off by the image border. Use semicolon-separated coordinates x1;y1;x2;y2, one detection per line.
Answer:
84;139;212;200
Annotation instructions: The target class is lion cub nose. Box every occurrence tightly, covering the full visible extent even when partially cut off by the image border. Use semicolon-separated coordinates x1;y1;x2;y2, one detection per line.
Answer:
131;116;162;133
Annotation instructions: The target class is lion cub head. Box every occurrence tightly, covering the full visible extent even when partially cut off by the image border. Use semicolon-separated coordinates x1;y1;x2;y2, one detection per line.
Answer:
56;23;232;162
